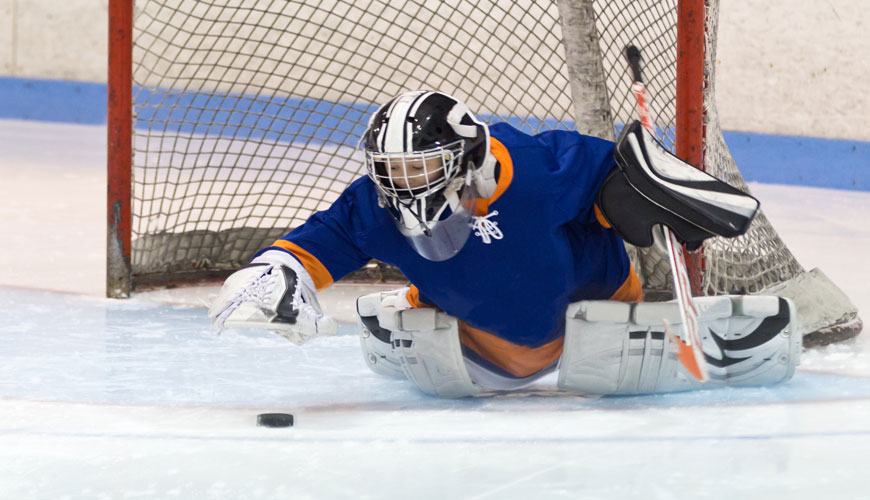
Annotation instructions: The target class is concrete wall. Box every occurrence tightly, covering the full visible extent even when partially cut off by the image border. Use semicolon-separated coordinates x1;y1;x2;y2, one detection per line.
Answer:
0;0;867;140
0;0;107;81
717;1;870;140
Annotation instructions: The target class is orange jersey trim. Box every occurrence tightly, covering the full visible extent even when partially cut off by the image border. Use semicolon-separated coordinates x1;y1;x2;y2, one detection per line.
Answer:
459;323;565;378
406;285;431;309
475;137;514;216
458;266;642;377
594;203;612;228
609;264;643;303
269;240;334;290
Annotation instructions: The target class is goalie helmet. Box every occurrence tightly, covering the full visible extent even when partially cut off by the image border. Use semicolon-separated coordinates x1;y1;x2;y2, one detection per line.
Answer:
361;90;495;261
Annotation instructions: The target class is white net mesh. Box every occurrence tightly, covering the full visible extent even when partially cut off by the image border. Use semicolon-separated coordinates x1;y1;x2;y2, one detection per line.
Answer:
696;1;805;295
127;0;859;342
131;0;574;282
584;0;805;296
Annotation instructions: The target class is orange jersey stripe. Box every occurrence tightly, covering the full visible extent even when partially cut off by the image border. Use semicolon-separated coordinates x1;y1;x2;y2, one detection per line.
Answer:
475;137;514;216
269;240;334;290
459;323;565;378
458;266;642;378
609;264;643;303
406;285;430;309
594;203;612;228
488;137;514;204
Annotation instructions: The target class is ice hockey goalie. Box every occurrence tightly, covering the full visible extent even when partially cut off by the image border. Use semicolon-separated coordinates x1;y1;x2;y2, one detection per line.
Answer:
209;90;797;398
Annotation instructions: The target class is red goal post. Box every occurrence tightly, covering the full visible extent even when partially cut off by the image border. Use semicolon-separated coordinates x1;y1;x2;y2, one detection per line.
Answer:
107;0;861;346
107;0;133;298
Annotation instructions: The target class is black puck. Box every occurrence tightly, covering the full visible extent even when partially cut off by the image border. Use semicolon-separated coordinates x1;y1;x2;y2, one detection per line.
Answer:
257;413;294;428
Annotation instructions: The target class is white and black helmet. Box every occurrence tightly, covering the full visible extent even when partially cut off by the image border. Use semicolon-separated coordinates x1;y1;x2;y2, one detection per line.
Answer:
361;90;494;261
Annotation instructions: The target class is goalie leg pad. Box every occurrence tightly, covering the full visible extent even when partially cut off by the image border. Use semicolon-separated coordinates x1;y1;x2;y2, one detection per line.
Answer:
598;120;760;250
391;310;482;398
356;290;405;379
356;289;481;398
557;295;800;395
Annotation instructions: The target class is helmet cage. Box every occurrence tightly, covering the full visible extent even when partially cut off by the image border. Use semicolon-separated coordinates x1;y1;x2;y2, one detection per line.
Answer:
358;90;490;260
364;139;465;204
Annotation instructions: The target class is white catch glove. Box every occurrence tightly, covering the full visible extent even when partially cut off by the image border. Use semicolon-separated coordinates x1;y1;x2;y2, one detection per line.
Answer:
208;250;338;345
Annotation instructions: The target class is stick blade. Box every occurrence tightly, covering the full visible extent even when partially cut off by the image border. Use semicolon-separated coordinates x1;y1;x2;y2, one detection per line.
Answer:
663;320;709;382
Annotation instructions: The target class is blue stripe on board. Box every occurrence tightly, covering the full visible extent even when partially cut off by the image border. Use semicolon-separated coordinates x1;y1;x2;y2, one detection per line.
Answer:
131;87;570;146
0;76;107;124
724;131;870;191
134;89;381;146
0;77;567;146
1;76;868;190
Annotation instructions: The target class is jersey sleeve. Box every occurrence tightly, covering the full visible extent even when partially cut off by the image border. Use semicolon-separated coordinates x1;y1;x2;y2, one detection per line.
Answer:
253;177;375;290
533;130;617;225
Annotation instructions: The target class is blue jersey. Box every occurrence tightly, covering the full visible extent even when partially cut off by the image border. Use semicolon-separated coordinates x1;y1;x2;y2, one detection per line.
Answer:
259;123;640;377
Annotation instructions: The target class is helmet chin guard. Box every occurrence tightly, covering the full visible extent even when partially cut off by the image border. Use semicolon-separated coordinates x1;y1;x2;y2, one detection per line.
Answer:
361;90;490;261
394;175;479;261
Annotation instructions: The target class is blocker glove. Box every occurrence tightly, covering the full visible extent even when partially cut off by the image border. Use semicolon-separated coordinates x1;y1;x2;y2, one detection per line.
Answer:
209;250;337;345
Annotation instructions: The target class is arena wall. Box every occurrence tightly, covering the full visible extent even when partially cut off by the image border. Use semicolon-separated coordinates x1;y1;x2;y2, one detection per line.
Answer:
0;0;866;189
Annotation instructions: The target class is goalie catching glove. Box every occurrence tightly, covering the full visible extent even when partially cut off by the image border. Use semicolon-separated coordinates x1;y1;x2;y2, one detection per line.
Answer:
208;250;338;345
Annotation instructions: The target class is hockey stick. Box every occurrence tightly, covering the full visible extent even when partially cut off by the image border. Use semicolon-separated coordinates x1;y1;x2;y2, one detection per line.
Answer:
624;45;708;382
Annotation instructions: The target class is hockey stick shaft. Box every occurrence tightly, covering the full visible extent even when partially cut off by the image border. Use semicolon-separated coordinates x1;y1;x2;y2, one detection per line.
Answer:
624;45;708;382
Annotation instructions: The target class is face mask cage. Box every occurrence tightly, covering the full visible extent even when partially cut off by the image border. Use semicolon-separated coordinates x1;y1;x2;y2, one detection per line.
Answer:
363;140;465;205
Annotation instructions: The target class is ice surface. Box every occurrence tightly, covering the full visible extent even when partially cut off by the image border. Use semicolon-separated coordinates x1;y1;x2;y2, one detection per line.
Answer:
2;120;870;498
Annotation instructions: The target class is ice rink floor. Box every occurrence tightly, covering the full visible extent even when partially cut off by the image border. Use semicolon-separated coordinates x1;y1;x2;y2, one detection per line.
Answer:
2;120;870;499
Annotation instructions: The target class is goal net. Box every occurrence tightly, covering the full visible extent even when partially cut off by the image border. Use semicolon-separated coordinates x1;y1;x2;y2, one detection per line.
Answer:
108;0;861;345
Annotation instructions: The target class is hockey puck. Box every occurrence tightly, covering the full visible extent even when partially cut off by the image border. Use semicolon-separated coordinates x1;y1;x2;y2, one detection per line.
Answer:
257;413;294;428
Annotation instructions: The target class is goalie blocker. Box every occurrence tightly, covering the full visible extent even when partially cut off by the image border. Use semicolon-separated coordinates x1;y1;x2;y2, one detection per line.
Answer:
597;120;760;250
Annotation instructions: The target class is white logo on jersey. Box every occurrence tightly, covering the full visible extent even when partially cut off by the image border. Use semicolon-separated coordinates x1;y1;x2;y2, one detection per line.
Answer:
471;210;503;244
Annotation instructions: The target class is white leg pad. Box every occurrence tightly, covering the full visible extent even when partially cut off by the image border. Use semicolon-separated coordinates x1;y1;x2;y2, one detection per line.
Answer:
557;295;801;395
391;309;481;398
356;290;405;379
356;290;481;398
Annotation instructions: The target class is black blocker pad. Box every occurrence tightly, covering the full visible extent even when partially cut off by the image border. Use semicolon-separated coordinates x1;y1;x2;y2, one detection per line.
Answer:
598;167;713;250
601;121;760;247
